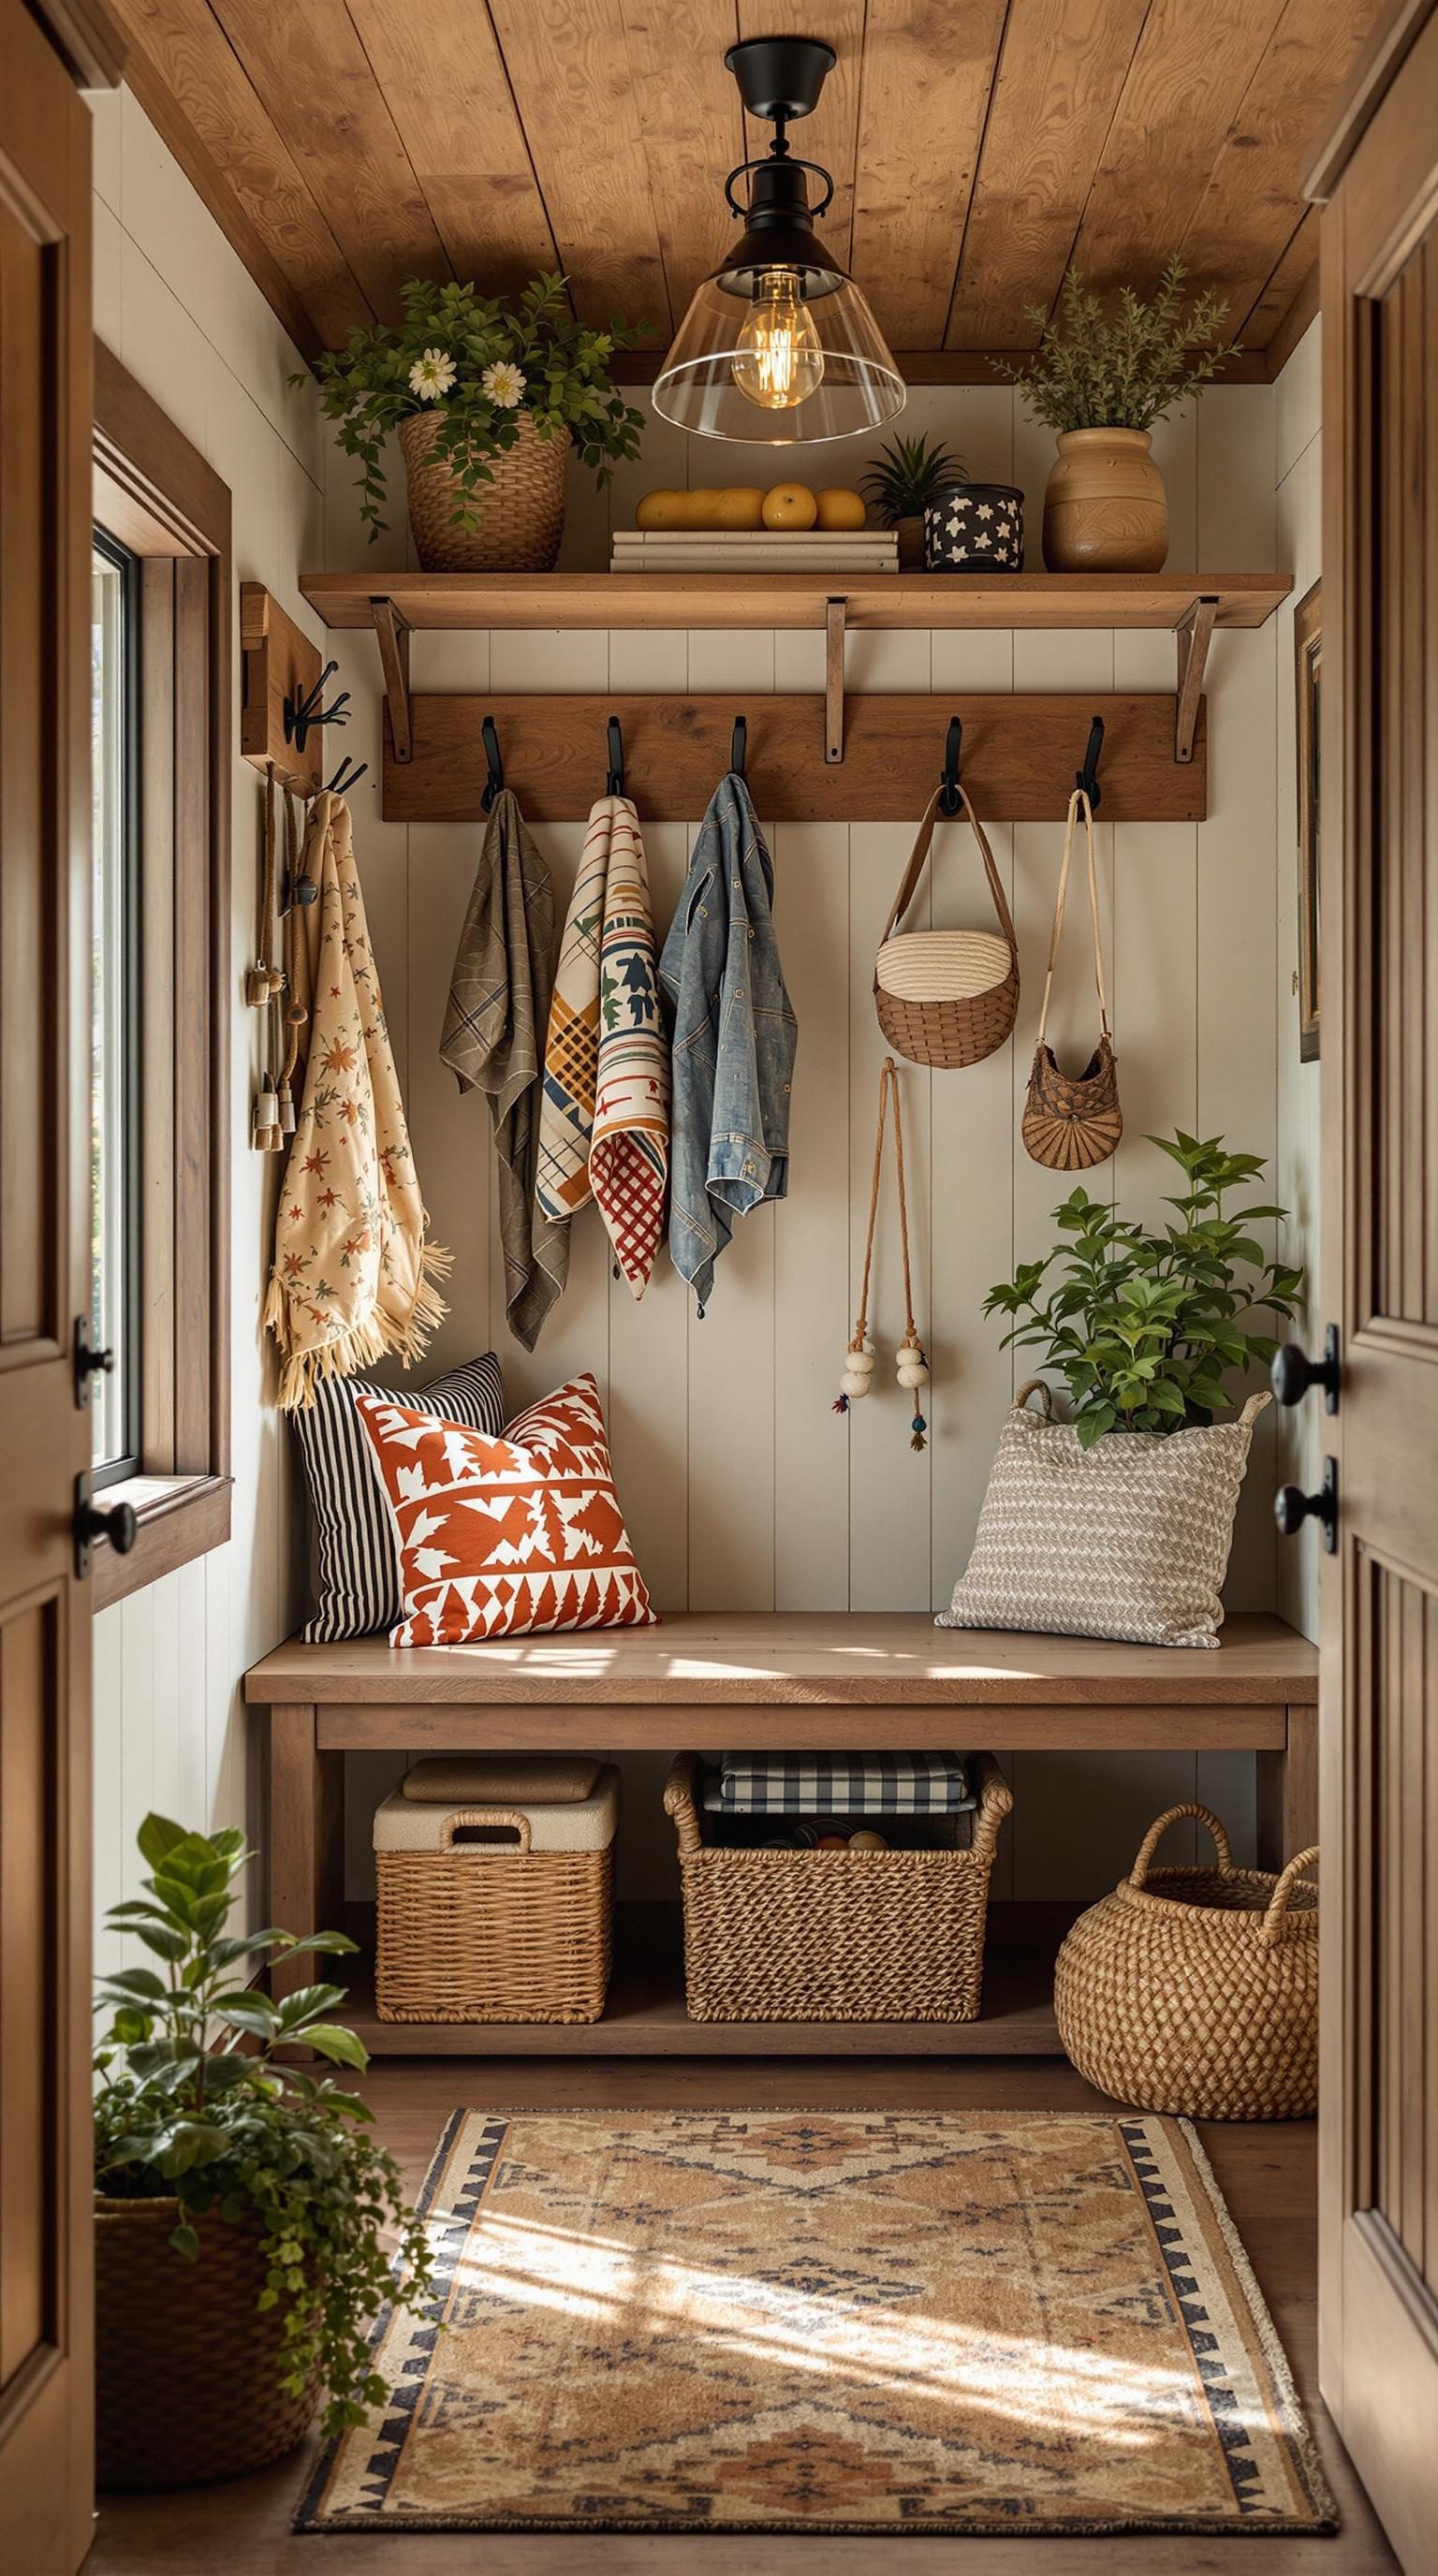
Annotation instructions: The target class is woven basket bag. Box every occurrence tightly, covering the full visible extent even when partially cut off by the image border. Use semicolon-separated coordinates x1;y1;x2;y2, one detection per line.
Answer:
1021;785;1122;1170
664;1752;1012;2022
399;411;568;571
95;2197;316;2487
873;783;1020;1068
1054;1803;1318;2119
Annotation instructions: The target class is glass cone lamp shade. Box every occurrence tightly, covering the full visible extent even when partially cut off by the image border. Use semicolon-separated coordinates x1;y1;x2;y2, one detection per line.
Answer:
653;264;905;443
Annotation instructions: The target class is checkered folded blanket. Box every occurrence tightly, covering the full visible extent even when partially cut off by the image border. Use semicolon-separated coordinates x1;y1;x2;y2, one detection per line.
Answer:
702;1752;975;1815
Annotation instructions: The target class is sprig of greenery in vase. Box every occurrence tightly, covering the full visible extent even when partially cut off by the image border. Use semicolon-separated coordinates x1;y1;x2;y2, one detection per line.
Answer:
859;432;968;526
985;1131;1303;1446
306;272;648;538
999;257;1240;432
94;1813;434;2435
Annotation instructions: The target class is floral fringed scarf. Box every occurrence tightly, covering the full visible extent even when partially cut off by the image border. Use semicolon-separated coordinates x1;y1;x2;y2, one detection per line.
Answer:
264;792;449;1409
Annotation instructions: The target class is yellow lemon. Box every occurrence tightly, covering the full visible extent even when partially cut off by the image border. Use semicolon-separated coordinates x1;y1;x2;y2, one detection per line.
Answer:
712;486;767;530
762;481;817;530
815;487;866;530
682;488;725;529
635;489;687;530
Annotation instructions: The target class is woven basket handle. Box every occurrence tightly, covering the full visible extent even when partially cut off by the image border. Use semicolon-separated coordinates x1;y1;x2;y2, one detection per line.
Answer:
881;783;1018;953
1130;1802;1234;1887
1261;1845;1319;1942
663;1758;704;1860
1014;1377;1054;1418
1034;787;1110;1048
438;1806;533;1853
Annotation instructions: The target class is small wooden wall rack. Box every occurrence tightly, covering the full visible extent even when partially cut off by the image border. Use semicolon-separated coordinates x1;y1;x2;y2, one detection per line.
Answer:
241;582;355;796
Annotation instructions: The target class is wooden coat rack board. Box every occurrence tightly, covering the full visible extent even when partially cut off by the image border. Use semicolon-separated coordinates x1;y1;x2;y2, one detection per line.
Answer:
241;581;360;797
380;691;1208;825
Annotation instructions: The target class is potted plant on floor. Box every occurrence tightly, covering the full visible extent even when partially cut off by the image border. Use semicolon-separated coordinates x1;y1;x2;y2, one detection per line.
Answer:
859;432;968;569
312;273;648;570
1002;259;1240;573
94;1814;433;2490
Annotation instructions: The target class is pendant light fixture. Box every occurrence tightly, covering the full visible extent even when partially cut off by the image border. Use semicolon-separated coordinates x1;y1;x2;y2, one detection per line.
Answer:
653;36;905;445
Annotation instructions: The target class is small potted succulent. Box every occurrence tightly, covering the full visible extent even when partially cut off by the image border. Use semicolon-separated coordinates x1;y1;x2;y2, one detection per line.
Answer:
1002;257;1240;573
310;273;647;570
859;432;968;569
93;1814;433;2489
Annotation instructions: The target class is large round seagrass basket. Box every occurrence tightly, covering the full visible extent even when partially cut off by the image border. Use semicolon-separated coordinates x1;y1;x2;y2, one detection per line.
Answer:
665;1753;1011;2022
1054;1803;1318;2119
95;2197;316;2488
399;411;568;571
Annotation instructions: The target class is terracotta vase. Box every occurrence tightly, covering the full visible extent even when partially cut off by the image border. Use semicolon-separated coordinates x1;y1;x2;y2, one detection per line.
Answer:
399;411;568;572
1042;427;1168;574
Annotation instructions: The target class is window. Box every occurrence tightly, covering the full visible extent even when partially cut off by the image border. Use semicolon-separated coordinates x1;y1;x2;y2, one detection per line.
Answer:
90;533;140;1485
90;344;233;1607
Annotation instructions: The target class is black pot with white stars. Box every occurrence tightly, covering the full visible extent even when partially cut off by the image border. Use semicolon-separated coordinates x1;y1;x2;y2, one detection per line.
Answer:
924;484;1025;571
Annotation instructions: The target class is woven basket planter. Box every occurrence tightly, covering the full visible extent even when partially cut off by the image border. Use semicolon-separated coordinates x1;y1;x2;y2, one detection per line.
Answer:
399;411;568;571
664;1753;1011;2022
95;2196;315;2489
1054;1803;1318;2119
375;1818;613;2023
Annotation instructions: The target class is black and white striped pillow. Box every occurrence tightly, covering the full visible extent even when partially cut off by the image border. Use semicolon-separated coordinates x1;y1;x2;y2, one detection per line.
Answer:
293;1354;506;1642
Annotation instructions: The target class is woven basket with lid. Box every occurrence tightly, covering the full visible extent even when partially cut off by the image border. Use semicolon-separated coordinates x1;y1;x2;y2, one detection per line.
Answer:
399;411;568;571
1054;1802;1318;2119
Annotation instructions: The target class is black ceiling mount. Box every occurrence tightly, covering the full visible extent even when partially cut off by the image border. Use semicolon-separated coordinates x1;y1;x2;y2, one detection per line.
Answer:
723;35;836;123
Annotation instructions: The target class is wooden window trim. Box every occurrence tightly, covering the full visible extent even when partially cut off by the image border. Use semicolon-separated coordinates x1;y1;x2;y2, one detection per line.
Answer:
93;343;231;1608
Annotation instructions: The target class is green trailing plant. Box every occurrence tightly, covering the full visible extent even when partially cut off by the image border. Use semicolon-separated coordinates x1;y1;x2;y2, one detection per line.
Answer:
1000;257;1240;433
859;431;967;525
985;1132;1304;1447
307;272;648;539
94;1814;434;2436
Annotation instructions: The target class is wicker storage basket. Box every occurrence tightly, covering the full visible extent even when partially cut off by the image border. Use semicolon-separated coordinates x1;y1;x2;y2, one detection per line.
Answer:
1054;1802;1318;2119
399;411;568;571
664;1752;1011;2022
374;1789;614;2023
95;2197;315;2488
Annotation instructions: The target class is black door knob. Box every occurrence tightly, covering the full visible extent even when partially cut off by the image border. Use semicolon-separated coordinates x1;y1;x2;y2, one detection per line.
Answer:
73;1477;139;1577
1274;1459;1338;1554
1271;1325;1340;1413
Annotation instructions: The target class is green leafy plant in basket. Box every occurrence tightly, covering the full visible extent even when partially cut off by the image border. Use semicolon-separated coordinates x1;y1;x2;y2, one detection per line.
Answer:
94;1813;433;2436
985;1132;1304;1447
307;271;649;538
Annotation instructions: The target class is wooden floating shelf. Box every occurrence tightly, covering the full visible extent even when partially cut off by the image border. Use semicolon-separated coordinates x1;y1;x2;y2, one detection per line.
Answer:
300;569;1293;636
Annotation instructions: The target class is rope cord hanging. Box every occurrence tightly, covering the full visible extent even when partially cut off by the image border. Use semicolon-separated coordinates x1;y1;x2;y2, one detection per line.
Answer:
276;787;308;1135
835;1054;931;1450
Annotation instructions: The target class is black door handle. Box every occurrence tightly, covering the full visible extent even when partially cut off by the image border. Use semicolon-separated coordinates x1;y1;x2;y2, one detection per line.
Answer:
74;1475;139;1578
1271;1325;1340;1413
1274;1459;1338;1554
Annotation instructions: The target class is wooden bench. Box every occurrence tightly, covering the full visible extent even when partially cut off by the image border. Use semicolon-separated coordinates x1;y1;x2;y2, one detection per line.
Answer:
244;1611;1317;2058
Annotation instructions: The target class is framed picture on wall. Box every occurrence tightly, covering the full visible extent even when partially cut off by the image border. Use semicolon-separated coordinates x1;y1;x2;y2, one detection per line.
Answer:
1294;578;1321;1062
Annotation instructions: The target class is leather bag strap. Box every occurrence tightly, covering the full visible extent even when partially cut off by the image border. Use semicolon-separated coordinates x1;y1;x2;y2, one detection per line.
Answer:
1034;787;1110;1048
882;783;1018;953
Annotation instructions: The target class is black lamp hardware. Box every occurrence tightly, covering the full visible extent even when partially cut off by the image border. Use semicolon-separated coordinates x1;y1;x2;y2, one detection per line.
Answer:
939;716;963;816
73;1315;115;1407
605;716;625;799
480;716;505;812
1275;1456;1338;1554
74;1471;139;1579
1076;714;1105;813
1271;1324;1341;1414
730;715;747;781
284;660;351;755
718;37;841;296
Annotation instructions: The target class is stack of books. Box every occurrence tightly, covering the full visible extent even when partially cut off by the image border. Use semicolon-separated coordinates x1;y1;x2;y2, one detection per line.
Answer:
610;528;900;575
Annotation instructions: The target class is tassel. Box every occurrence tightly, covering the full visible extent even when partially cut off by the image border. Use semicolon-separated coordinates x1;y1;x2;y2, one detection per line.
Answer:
832;1393;848;1415
910;1412;928;1453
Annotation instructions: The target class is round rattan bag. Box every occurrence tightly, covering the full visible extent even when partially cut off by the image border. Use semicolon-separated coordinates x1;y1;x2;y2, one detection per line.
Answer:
1054;1803;1318;2119
873;783;1019;1068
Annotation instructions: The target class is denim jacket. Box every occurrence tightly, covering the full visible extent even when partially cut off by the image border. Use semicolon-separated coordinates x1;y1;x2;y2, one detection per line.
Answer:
659;773;798;1311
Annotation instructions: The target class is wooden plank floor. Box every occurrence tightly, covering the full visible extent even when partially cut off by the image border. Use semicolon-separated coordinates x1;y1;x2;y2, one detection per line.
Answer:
86;2061;1395;2576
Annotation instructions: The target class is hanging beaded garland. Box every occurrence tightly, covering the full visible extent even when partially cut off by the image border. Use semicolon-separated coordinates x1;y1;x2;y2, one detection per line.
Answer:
834;1054;932;1451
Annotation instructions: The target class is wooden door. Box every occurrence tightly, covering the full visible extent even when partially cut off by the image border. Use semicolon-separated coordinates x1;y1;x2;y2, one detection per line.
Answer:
0;5;110;2569
1308;5;1438;2567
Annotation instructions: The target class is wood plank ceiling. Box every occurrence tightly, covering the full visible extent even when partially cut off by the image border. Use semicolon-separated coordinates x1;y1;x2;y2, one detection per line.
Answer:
109;0;1380;379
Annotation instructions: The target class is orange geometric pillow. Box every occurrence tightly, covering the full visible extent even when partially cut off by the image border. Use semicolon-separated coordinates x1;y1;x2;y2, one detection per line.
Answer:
354;1371;656;1645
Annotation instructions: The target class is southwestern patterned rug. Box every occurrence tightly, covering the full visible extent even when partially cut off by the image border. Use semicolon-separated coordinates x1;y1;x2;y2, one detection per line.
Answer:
296;2108;1337;2539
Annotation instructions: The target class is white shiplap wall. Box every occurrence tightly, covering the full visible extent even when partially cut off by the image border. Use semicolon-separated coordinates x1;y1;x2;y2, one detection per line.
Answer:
323;366;1319;1907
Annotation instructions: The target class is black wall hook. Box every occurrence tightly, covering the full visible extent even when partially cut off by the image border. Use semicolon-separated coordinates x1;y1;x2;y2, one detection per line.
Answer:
284;660;351;754
1076;714;1105;813
938;715;962;816
480;715;505;812
606;715;624;799
324;754;368;798
730;715;747;780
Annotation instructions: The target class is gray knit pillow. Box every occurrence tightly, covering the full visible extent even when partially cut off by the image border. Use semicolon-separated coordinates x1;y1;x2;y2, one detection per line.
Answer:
938;1380;1270;1649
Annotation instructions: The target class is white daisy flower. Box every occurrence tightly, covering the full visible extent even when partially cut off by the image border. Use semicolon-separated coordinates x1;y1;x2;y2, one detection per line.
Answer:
482;359;527;409
408;347;457;401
